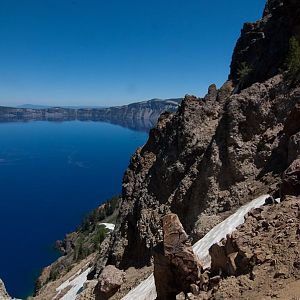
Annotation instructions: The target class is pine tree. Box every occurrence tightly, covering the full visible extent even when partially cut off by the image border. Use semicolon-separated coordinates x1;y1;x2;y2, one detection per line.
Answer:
285;36;300;85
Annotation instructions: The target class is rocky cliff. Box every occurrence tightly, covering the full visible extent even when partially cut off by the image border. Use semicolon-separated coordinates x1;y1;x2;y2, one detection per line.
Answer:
103;0;300;272
32;0;300;299
230;0;300;88
106;75;299;271
0;98;181;132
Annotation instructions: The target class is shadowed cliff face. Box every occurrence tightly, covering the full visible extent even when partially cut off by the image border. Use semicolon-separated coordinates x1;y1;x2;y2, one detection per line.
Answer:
230;0;300;88
107;77;299;269
103;0;300;270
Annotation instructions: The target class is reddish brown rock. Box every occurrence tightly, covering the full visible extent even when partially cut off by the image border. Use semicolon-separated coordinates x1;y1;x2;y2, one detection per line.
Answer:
154;214;202;299
281;158;300;197
94;265;125;300
209;235;252;277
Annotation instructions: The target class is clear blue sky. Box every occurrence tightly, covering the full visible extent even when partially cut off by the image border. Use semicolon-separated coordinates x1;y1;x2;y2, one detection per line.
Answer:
0;0;266;106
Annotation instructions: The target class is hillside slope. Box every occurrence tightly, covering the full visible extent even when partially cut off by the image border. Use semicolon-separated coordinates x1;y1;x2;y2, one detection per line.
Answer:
103;0;300;271
32;0;300;299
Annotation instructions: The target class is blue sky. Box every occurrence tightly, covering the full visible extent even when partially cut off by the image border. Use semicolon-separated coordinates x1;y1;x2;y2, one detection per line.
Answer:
0;0;266;106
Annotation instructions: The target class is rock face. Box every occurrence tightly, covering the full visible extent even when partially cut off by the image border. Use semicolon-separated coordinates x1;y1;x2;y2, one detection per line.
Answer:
154;214;202;299
0;279;12;300
230;0;300;88
106;75;300;271
94;265;125;300
281;158;300;197
103;0;300;271
0;98;181;132
33;0;300;298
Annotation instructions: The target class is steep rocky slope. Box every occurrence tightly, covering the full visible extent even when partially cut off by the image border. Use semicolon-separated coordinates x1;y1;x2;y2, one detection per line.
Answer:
161;195;300;300
206;196;300;300
102;0;300;273
31;0;300;299
230;0;300;89
106;75;299;271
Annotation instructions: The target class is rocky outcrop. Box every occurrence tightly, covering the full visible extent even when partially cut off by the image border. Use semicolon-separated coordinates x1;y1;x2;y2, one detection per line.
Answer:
0;98;181;132
0;279;13;300
106;74;300;272
94;265;125;300
230;0;300;89
103;0;300;269
174;196;300;299
154;214;203;299
281;158;300;197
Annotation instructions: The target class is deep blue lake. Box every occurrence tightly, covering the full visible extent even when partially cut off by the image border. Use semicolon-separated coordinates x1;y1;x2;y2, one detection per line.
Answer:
0;121;148;298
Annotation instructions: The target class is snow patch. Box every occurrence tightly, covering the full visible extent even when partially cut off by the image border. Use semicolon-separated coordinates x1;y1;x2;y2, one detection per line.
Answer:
193;194;268;268
122;194;270;300
99;223;115;231
55;267;91;300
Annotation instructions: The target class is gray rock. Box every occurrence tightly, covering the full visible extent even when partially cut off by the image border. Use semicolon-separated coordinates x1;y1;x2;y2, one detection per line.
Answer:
0;279;12;300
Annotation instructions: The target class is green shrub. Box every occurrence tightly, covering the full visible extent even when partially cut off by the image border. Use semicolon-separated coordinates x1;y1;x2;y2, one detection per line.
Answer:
49;267;60;281
237;62;253;89
92;225;108;250
80;195;120;233
73;236;89;261
285;36;300;85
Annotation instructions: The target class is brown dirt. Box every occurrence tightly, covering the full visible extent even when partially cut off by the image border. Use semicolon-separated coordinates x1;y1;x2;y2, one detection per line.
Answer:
209;196;300;300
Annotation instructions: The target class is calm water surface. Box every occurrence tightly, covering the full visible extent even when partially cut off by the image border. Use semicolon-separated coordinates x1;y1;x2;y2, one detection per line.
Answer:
0;121;148;298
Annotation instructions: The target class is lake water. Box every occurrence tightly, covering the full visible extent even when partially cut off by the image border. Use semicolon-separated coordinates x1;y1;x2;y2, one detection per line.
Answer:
0;121;148;298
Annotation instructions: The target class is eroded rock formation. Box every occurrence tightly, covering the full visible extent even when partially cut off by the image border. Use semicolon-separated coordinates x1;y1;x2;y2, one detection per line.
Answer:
154;214;202;299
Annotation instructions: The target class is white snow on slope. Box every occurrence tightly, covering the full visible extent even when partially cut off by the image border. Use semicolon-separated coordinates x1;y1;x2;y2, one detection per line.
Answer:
55;267;91;300
122;194;269;300
99;223;115;231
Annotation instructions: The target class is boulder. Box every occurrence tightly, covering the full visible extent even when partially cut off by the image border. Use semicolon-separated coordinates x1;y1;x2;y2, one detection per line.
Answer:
154;214;202;299
283;103;300;138
209;235;252;277
281;158;300;197
94;265;125;300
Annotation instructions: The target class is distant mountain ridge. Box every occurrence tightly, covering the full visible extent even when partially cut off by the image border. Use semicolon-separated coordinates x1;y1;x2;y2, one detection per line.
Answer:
16;104;107;109
0;98;182;131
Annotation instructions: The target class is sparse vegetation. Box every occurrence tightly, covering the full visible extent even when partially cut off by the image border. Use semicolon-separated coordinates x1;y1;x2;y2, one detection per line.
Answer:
284;36;300;85
92;224;109;250
237;62;253;89
73;235;89;261
70;196;120;261
80;195;120;233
